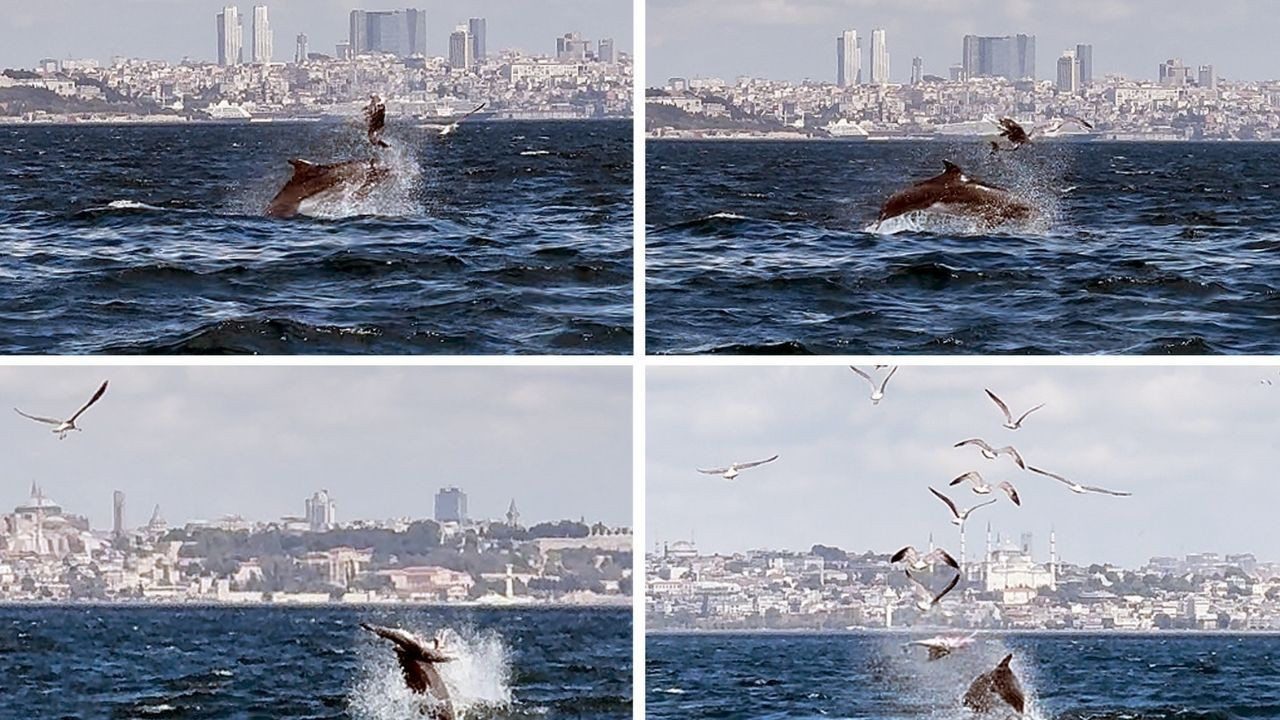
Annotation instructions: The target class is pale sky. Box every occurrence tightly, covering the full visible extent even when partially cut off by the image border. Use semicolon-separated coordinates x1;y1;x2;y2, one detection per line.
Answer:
648;365;1280;568
1;366;631;531
0;0;631;69
649;0;1280;84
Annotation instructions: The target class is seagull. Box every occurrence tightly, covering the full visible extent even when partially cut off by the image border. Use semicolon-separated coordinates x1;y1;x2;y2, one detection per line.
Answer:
14;381;109;440
985;389;1045;430
849;365;899;405
905;568;961;611
906;633;977;661
891;545;960;572
440;102;487;137
365;95;389;148
1028;466;1132;497
360;623;455;719
990;115;1093;149
930;487;997;527
954;438;1027;469
696;454;779;481
949;471;1021;507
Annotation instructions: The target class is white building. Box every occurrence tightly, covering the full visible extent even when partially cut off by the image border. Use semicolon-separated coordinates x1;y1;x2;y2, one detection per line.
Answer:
217;6;243;67
252;6;273;64
870;29;889;85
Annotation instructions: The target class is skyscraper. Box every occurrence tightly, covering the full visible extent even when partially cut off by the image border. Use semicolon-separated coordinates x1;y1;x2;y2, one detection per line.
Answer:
911;56;923;85
216;6;243;67
556;32;592;61
468;17;487;62
434;487;467;523
1056;49;1078;93
112;490;125;539
1075;43;1093;87
598;38;616;64
449;25;474;69
1198;64;1217;89
1160;58;1190;86
870;28;889;84
305;490;336;532
252;5;272;64
962;34;1036;81
836;29;859;88
349;9;428;57
295;33;309;63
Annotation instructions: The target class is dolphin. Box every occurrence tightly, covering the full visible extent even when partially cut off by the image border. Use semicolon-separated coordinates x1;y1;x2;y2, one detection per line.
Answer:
360;623;456;720
963;653;1025;715
264;159;390;218
875;161;1035;228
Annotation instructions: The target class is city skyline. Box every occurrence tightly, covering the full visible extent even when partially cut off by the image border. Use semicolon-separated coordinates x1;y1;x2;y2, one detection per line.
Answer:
1;366;631;530
0;0;631;69
648;366;1280;567
649;0;1280;84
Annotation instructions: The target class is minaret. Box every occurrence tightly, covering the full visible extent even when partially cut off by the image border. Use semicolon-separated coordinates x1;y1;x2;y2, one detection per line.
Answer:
928;532;934;553
985;522;993;562
1049;527;1058;588
505;499;520;527
959;524;967;567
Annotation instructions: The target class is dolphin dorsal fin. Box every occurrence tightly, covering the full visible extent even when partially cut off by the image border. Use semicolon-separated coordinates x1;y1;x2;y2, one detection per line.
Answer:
942;160;964;176
998;654;1013;667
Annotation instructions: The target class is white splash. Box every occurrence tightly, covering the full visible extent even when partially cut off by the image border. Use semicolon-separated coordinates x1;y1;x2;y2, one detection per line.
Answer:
880;634;1050;720
349;624;514;720
300;143;423;219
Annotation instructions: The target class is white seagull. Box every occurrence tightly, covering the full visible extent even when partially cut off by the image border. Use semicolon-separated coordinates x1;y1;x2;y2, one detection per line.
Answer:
985;388;1045;430
949;471;1021;507
955;438;1027;469
696;454;779;481
440;103;487;137
930;487;997;527
14;381;109;440
849;365;899;405
906;633;977;661
1028;466;1132;497
891;545;960;572
906;568;961;611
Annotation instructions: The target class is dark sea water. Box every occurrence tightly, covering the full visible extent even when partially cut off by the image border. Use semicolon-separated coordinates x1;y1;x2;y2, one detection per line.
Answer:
1;605;631;718
647;632;1280;720
646;140;1280;355
0;121;632;354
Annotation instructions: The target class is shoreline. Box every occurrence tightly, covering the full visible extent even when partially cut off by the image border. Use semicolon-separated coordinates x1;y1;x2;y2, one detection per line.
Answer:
647;626;1280;636
0;116;634;128
0;598;632;610
646;134;1280;143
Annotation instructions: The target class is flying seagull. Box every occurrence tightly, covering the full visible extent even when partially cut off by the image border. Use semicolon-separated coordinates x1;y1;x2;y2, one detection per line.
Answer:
440;103;487;137
696;454;779;481
365;95;389;148
905;568;961;611
360;623;455;720
14;380;109;440
849;365;899;405
1028;466;1132;497
891;545;960;572
985;388;1045;430
930;487;997;527
906;633;977;661
949;471;1021;507
990;115;1093;150
954;438;1026;469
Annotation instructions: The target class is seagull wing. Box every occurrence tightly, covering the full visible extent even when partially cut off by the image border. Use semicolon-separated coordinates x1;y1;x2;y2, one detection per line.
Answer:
950;471;982;488
13;408;62;425
929;487;960;519
878;366;899;393
955;438;994;452
984;389;1013;424
927;548;960;570
931;572;961;605
1063;115;1094;130
68;380;108;423
999;481;1021;507
462;102;487;120
1028;466;1072;486
905;570;933;602
1013;403;1045;426
968;498;998;515
1082;485;1132;497
1000;446;1027;469
891;546;917;565
849;366;874;388
696;466;730;475
736;454;779;470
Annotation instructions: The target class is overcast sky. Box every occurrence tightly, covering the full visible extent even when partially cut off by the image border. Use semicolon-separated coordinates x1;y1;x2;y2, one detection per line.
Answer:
0;0;631;69
1;366;630;531
649;365;1280;568
649;0;1279;85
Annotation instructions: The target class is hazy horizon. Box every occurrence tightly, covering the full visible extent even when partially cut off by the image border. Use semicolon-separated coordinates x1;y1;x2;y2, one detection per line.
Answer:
648;365;1280;568
0;0;631;69
2;366;631;531
649;0;1280;85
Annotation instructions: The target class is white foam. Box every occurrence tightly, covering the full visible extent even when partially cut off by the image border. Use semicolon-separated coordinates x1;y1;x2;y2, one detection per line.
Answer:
298;143;423;219
520;150;551;156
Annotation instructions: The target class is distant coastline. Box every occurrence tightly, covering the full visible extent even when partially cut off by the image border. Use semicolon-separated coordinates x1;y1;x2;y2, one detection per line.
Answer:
648;626;1280;636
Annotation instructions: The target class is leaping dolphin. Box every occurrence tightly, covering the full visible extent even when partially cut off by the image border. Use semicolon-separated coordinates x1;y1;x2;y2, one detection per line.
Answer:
360;623;456;720
875;161;1035;228
963;653;1026;715
265;159;390;218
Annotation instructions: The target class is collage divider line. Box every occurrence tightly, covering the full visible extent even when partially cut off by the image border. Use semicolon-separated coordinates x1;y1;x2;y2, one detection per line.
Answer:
632;0;647;714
